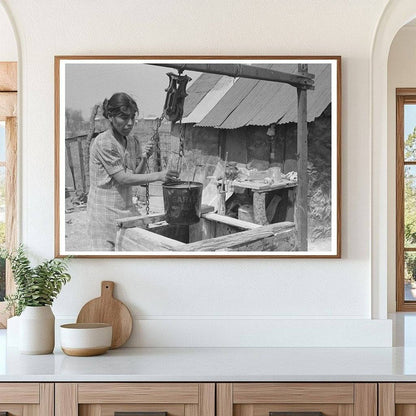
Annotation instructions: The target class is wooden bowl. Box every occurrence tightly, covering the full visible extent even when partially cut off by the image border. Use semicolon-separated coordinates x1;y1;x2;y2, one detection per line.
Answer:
60;323;112;356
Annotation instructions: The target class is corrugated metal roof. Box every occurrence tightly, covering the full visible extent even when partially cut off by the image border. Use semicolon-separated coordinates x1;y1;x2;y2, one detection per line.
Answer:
182;73;222;118
183;64;331;129
181;76;235;124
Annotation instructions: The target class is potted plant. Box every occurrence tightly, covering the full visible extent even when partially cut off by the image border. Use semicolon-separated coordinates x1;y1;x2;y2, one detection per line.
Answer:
1;245;71;354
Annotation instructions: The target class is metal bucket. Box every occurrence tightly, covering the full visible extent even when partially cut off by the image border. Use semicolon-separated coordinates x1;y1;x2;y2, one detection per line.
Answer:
162;181;203;225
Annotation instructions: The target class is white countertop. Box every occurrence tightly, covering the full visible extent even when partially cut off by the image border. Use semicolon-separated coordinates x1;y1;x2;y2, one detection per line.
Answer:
2;313;416;382
1;330;416;382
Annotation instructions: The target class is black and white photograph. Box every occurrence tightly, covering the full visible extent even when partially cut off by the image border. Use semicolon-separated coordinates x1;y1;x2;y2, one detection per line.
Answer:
55;57;341;257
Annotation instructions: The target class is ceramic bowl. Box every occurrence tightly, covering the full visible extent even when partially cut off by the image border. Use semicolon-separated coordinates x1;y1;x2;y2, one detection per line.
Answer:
60;323;112;356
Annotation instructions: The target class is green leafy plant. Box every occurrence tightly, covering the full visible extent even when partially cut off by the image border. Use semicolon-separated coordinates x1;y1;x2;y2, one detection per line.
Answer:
1;245;71;316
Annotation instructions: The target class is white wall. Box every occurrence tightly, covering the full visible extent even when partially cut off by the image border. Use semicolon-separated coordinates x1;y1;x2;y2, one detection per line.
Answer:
387;25;416;312
0;3;17;61
0;0;394;346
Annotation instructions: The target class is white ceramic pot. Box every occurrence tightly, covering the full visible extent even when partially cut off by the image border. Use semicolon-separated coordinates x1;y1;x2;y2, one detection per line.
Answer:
60;323;112;356
19;306;55;354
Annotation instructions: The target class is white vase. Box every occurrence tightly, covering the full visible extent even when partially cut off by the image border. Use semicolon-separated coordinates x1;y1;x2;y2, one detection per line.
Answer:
19;306;55;354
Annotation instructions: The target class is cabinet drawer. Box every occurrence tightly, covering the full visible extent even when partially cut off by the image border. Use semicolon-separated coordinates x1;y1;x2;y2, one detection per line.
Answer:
56;383;215;416
218;383;376;416
379;383;416;416
0;383;53;416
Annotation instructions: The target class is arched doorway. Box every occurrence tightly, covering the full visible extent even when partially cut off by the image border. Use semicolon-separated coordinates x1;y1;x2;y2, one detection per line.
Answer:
371;0;416;319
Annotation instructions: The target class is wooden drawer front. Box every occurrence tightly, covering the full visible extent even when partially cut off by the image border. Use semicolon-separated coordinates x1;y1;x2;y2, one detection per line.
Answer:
0;383;53;416
218;384;376;416
78;383;200;404
233;384;354;404
57;383;215;416
394;384;416;404
0;383;39;403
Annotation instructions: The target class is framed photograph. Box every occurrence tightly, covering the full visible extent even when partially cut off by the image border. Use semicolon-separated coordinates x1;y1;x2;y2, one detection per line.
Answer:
55;56;341;258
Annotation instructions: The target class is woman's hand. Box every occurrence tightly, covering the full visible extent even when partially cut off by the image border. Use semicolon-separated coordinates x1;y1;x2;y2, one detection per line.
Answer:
159;169;180;182
142;142;154;158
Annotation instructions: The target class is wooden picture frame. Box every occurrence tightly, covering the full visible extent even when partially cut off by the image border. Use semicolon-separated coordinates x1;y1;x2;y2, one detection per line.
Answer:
55;56;341;258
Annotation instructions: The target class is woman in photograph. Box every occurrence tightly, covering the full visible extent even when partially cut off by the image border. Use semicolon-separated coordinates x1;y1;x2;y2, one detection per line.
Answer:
87;92;178;251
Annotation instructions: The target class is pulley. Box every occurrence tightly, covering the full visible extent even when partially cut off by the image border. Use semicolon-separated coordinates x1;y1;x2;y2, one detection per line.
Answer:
163;72;191;123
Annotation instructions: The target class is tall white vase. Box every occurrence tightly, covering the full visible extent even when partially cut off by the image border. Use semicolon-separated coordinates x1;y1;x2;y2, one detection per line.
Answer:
19;306;55;354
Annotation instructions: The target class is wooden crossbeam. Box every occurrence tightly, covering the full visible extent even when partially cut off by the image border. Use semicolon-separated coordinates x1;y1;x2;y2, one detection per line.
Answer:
152;63;315;89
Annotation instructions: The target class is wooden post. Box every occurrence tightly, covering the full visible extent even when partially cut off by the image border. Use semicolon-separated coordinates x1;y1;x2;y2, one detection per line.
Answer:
296;64;308;251
77;137;86;193
65;141;76;189
84;103;99;189
218;129;226;160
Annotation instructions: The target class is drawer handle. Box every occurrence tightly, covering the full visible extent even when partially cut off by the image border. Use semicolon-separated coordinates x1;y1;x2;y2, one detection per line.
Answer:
270;413;324;416
115;412;167;416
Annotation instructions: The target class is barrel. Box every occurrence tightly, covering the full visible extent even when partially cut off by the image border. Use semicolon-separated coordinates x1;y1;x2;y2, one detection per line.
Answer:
162;181;203;225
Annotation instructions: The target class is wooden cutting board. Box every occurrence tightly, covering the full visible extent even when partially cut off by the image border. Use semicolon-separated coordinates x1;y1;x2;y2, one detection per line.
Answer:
76;281;133;349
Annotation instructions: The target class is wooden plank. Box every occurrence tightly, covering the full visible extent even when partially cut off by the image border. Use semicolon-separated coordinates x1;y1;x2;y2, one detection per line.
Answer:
379;384;395;416
116;227;186;251
0;62;17;91
217;384;233;416
181;222;295;252
296;64;309;251
0;92;17;120
202;212;261;230
232;179;297;191
78;383;199;404
233;383;353;404
116;205;214;229
153;63;315;89
55;383;78;416
395;383;416;403
0;383;39;403
199;384;215;416
117;213;167;229
353;384;377;416
39;383;54;416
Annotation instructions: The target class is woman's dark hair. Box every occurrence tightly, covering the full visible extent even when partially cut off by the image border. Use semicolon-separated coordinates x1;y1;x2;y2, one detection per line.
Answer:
102;92;139;119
